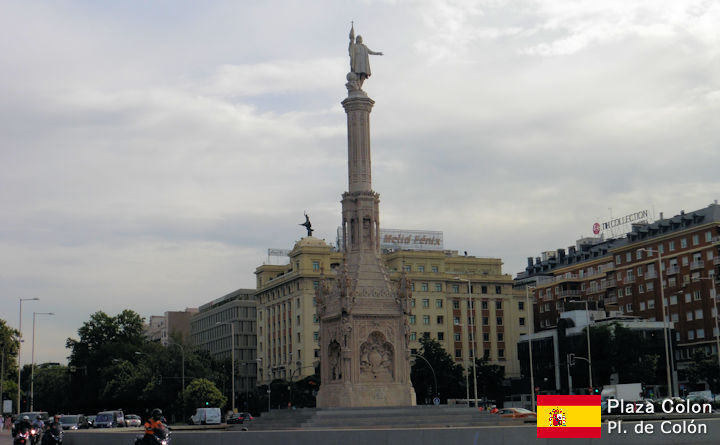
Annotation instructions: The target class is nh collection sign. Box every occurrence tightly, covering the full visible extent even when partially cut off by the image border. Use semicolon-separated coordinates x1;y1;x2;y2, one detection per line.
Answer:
593;210;649;235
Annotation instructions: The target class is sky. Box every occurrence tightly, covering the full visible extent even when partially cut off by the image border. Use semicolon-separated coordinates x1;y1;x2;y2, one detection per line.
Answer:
1;0;719;366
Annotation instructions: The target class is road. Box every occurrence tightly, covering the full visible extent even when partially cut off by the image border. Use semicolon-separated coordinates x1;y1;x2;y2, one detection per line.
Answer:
0;429;12;445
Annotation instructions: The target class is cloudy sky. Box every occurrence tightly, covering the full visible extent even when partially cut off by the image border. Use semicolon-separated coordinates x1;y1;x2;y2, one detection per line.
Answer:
2;0;719;365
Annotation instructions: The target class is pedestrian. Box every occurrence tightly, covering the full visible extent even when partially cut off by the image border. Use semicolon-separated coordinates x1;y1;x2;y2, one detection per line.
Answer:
3;415;11;431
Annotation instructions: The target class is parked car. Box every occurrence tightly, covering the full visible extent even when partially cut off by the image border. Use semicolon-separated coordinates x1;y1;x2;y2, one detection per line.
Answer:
125;414;142;427
58;414;90;430
94;410;125;428
496;408;537;419
226;412;253;424
188;407;221;425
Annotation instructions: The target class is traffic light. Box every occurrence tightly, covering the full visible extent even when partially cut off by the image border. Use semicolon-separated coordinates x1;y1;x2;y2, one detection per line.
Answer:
568;353;575;366
205;401;209;406
593;387;601;395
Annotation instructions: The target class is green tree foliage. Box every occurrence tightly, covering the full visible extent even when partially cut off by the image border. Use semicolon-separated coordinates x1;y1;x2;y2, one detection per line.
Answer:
471;357;506;404
1;318;20;406
686;351;720;393
30;364;71;414
182;378;227;411
411;336;465;404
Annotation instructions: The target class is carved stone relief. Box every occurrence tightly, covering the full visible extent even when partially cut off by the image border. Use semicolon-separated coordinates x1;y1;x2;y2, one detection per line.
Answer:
359;331;394;382
328;340;342;381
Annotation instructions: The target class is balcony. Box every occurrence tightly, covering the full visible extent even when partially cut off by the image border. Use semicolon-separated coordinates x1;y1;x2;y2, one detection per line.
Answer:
604;296;618;305
666;266;680;275
625;276;636;283
646;271;658;279
714;257;720;266
558;290;582;298
712;236;720;244
554;274;581;283
601;279;617;289
690;261;705;270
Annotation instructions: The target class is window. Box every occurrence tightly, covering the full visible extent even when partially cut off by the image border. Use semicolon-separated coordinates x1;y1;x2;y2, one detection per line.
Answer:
495;286;502;294
484;349;490;359
496;301;502;310
481;300;488;310
436;315;444;324
625;286;632;296
312;261;320;271
453;316;460;325
498;349;504;358
454;333;461;341
626;303;633;313
615;255;622;265
694;291;702;301
435;283;442;292
670;295;677;305
418;265;425;272
692;234;699;246
410;332;417;341
638;284;644;293
483;333;490;342
682;256;689;267
313;314;319;323
695;309;703;320
411;299;416;307
696;328;705;338
410;315;416;325
296;298;301;308
452;300;460;309
626;252;632;262
496;317;503;325
669;241;675;251
688;330;695;340
520;317;525;326
313;331;319;340
431;265;439;273
636;250;643;260
648;300;655;309
519;301;525;310
482;317;489;325
686;311;693;321
658;244;665;254
671;313;679;322
455;349;462;358
680;238;687;248
404;265;411;272
313;281;320;290
647;282;654;291
706;231;713;242
452;284;460;293
421;283;429;292
436;299;443;308
422;299;430;308
497;333;504;342
481;285;488;294
639;301;646;311
438;332;444;341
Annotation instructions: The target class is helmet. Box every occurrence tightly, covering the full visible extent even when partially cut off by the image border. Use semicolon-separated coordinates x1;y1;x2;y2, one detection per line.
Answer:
22;416;30;421
151;408;162;419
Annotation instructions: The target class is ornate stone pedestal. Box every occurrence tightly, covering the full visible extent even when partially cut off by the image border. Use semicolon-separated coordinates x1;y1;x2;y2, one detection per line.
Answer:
315;92;415;408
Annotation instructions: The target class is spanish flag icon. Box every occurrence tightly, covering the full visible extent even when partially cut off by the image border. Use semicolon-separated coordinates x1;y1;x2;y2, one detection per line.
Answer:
537;395;601;438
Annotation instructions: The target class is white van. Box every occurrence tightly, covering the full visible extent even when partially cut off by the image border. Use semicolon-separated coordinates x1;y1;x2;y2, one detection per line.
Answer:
189;407;222;425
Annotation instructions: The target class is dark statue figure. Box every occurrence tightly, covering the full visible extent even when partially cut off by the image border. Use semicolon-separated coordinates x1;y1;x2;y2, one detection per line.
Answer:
300;212;314;236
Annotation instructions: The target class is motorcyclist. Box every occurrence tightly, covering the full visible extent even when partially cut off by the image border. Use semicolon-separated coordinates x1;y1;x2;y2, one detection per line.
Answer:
12;415;32;439
41;415;63;445
140;409;167;444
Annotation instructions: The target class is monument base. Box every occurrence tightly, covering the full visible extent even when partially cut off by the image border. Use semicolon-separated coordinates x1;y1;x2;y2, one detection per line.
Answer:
316;382;416;408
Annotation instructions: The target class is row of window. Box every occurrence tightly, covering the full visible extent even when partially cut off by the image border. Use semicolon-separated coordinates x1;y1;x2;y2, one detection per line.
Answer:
450;316;504;326
455;348;505;359
615;231;715;266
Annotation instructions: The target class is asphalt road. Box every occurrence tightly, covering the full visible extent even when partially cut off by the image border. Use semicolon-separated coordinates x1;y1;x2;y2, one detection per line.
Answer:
0;429;12;445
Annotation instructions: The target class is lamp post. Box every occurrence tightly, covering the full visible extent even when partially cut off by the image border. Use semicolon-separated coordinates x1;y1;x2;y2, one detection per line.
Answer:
455;277;478;407
693;276;720;373
216;322;236;413
569;299;594;388
17;297;39;415
525;285;536;412
639;248;673;397
30;311;53;411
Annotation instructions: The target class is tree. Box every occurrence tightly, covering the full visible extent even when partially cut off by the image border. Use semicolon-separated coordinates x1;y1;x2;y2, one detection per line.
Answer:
31;364;71;414
1;319;20;409
411;336;465;404
472;357;505;405
686;351;720;393
183;378;227;411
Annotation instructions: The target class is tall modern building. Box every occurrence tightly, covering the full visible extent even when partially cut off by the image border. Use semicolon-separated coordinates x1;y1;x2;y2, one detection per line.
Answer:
190;288;258;406
144;308;198;345
515;202;720;388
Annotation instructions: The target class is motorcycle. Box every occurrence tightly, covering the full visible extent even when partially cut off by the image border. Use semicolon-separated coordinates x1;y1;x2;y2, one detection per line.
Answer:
134;426;171;445
41;427;63;444
13;428;31;445
29;427;41;445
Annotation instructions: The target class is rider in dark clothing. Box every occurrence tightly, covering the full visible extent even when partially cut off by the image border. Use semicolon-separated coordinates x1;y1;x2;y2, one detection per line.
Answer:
41;415;63;444
12;415;32;438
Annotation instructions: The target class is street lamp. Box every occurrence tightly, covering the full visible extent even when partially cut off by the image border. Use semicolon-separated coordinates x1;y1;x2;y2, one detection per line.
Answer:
639;248;674;397
454;277;478;408
693;276;720;373
569;299;594;388
30;312;53;411
17;297;39;414
525;285;536;412
216;322;236;413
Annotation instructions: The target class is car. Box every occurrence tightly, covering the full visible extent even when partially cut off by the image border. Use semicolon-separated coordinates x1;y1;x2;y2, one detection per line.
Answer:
125;414;142;427
226;412;253;424
86;415;96;427
58;414;90;430
496;408;537;419
188;407;221;425
94;410;125;428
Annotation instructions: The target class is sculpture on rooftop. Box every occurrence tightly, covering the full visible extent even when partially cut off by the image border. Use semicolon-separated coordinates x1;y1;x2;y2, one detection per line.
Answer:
300;212;314;236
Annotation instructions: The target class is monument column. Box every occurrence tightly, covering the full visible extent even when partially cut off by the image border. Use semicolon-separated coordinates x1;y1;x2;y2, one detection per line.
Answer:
315;25;415;408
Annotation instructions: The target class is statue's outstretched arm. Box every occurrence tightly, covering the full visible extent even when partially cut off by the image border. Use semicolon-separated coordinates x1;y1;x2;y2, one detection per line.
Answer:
367;49;383;56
